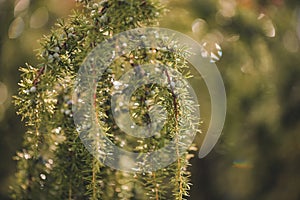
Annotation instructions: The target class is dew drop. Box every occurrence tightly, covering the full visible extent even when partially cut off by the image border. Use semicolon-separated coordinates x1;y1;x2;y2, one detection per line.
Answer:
48;55;54;62
68;27;74;32
54;47;60;52
68;33;75;38
40;173;46;180
170;81;176;88
111;50;116;60
64;109;71;115
52;127;61;134
101;14;108;22
24;153;31;160
113;81;122;89
98;149;106;155
121;185;129;190
90;10;96;17
154;67;160;72
154;132;161;138
30;86;37;93
24;89;30;95
120;141;126;147
92;3;98;9
53;53;59;58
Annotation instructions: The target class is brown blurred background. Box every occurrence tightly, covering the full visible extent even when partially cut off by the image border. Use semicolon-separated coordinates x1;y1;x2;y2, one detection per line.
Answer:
1;0;300;199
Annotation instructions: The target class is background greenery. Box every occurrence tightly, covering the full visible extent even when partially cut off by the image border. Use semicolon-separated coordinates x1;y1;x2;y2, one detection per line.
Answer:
0;0;300;199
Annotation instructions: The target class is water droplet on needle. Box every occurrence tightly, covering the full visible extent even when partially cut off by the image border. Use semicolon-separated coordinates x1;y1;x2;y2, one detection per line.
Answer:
40;173;46;180
201;42;223;63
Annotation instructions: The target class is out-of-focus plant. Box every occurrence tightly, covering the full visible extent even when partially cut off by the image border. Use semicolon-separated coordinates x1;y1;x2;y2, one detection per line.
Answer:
161;0;300;199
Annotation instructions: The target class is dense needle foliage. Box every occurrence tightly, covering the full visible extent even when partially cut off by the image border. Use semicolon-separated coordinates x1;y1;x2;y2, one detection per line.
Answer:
10;0;199;199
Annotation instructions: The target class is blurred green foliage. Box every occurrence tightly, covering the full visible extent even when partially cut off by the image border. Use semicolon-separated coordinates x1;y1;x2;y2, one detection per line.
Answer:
0;1;75;199
1;0;300;199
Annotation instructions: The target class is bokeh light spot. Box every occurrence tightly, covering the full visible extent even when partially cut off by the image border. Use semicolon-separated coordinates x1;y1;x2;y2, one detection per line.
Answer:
30;7;49;29
14;0;30;16
8;17;25;39
0;82;8;105
283;31;299;53
258;13;276;38
192;18;207;34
